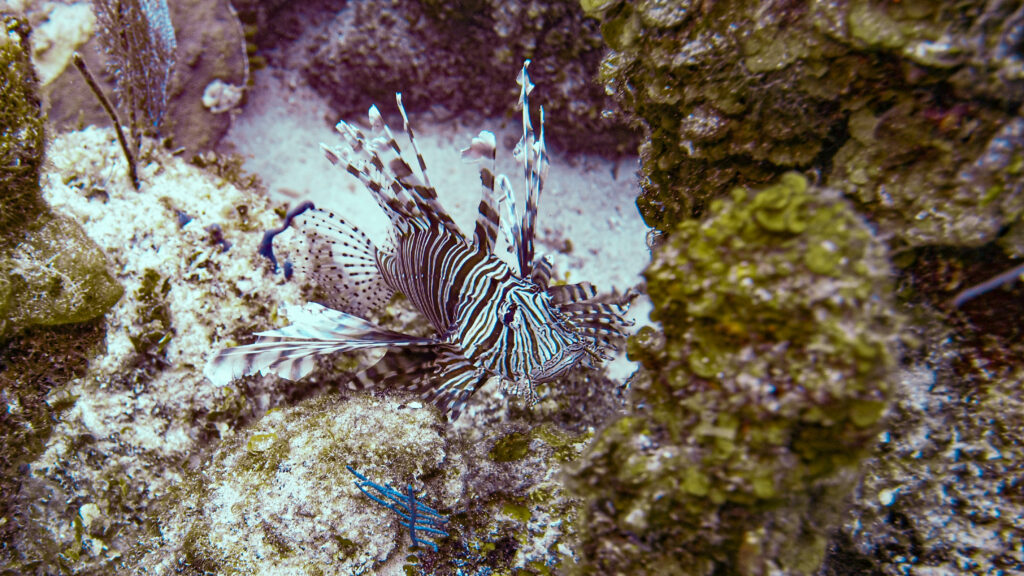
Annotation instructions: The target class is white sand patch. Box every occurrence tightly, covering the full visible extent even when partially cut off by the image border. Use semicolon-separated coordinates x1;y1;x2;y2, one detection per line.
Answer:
220;67;652;294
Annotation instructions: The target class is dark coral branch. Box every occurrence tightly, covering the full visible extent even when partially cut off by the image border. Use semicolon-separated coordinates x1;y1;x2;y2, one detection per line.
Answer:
71;52;139;190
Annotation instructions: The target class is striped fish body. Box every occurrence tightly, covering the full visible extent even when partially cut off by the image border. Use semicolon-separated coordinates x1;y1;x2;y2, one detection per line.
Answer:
206;61;633;420
379;220;586;387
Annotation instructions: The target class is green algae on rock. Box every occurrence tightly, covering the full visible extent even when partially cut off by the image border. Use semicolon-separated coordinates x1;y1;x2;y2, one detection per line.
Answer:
1;15;123;338
1;16;46;232
2;125;305;574
586;0;1024;248
7;123;599;575
124;390;594;576
0;213;123;336
125;394;455;575
567;173;900;575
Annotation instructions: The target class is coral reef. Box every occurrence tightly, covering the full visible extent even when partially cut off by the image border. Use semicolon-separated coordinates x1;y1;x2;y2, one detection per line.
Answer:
1;14;122;338
1;126;303;573
2;124;610;575
260;0;636;154
1;213;123;335
3;0;1019;573
1;15;46;235
567;174;901;574
124;385;601;576
834;313;1024;574
586;0;1024;254
572;3;1024;567
127;394;454;575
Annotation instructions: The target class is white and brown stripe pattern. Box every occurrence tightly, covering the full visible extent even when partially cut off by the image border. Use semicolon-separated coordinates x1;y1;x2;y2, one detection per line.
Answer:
205;61;633;421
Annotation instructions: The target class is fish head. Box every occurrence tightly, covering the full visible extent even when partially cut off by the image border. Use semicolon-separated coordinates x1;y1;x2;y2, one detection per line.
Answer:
498;282;587;387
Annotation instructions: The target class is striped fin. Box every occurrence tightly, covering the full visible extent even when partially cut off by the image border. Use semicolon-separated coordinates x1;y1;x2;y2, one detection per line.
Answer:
511;60;549;278
529;255;553;289
393;346;488;421
205;303;434;387
346;347;485;420
286;204;395;317
322;120;420;227
345;347;439;391
370;96;462;233
496;173;522;264
548;282;635;349
547;282;598;305
519;107;548;278
461;130;501;253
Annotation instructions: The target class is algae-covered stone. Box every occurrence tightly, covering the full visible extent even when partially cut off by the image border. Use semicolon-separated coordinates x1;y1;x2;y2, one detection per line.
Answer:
829;96;1024;251
835;316;1024;574
289;0;635;154
0;16;122;338
126;394;455;575
0;213;123;337
587;0;1024;247
0;15;46;236
2;126;304;574
568;174;901;575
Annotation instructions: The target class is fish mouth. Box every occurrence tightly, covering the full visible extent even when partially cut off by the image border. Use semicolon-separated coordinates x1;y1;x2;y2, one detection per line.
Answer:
529;342;588;383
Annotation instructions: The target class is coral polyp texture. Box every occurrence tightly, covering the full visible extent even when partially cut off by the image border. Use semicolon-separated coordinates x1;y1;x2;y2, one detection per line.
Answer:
568;173;901;575
586;0;1024;255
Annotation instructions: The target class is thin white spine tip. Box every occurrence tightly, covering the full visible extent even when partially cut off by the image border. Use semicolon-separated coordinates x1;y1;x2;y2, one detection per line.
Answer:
460;130;497;162
368;105;384;130
396;93;411;124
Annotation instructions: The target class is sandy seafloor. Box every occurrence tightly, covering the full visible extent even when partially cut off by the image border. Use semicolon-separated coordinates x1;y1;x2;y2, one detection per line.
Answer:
218;66;654;381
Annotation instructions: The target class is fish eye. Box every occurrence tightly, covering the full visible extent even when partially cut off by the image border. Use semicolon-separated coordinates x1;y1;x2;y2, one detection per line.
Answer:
502;302;518;325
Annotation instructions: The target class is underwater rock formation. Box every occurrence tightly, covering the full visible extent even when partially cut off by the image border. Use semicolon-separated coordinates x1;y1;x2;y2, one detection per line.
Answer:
835;315;1024;575
2;122;612;574
1;15;47;243
259;0;636;154
585;0;1024;255
1;15;122;340
126;389;599;575
568;174;901;575
126;394;455;574
1;126;304;573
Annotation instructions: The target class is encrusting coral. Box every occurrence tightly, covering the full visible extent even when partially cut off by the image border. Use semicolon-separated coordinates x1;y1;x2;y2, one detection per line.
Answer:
567;173;901;575
1;125;303;573
1;15;123;339
5;121;606;574
584;0;1024;256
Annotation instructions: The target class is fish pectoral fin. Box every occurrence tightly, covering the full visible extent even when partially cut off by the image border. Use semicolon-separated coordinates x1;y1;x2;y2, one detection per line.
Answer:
397;347;489;422
284;205;395;318
204;302;434;386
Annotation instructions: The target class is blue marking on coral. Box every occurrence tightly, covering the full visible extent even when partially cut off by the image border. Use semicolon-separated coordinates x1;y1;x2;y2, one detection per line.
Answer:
346;465;450;552
205;223;231;252
175;209;192;228
259;200;315;272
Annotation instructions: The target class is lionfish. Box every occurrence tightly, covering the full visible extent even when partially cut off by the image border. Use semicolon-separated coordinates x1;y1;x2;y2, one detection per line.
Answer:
206;61;633;420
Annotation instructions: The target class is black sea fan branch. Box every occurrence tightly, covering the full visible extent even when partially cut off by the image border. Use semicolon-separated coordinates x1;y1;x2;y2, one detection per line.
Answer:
71;52;138;189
